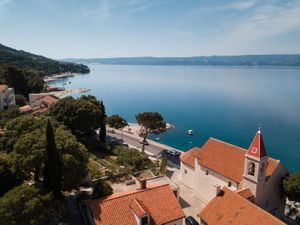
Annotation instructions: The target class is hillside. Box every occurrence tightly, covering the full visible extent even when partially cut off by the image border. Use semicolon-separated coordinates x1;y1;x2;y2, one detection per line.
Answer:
0;44;90;75
64;55;300;67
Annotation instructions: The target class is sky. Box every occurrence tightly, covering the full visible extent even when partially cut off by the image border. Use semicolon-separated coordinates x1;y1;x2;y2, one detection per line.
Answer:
0;0;300;58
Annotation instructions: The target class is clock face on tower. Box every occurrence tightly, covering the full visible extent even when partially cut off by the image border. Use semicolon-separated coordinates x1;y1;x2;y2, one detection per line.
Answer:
251;147;258;154
248;161;255;176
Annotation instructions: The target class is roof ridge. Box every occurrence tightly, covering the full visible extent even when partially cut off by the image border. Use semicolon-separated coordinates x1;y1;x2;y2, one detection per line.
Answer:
209;137;247;152
100;184;170;203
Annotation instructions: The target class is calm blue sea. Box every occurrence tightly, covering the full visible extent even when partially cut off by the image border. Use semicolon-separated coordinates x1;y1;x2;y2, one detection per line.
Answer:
50;64;300;172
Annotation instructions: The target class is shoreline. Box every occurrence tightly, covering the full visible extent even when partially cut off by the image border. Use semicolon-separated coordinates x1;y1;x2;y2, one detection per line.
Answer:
44;72;81;82
50;88;91;98
45;72;91;97
109;123;184;155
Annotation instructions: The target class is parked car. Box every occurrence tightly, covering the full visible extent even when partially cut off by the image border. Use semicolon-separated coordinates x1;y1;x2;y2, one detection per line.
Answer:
185;216;199;225
159;149;181;165
167;149;181;156
139;139;149;145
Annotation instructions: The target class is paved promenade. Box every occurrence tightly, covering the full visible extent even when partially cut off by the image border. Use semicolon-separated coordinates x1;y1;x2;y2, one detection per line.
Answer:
109;129;183;158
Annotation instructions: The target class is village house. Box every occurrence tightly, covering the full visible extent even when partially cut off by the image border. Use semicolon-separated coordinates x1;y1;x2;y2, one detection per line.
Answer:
0;84;16;110
83;180;185;225
180;129;288;221
19;93;58;115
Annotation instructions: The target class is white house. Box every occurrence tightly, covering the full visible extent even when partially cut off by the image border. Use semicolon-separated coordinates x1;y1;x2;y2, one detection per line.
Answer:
180;129;288;218
0;84;16;110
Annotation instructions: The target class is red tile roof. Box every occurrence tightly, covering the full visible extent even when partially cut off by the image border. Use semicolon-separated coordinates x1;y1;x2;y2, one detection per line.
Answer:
19;105;32;112
87;184;185;225
42;95;59;105
236;188;254;199
130;198;150;218
199;187;286;225
181;138;279;182
180;147;202;168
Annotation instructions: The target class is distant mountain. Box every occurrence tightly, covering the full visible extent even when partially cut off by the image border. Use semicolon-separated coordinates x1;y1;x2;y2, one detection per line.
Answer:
64;55;300;67
0;44;90;75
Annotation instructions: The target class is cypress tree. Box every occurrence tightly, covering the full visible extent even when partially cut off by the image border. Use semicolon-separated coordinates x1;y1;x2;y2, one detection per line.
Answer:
43;120;62;198
99;100;106;142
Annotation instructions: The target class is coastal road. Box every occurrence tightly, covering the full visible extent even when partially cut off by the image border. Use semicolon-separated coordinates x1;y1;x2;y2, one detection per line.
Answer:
108;130;182;158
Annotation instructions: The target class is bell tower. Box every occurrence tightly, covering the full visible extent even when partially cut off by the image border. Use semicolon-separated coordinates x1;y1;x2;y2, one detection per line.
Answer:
243;128;268;205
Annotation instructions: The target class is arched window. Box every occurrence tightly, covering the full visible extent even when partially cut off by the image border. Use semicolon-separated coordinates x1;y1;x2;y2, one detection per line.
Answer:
248;161;255;176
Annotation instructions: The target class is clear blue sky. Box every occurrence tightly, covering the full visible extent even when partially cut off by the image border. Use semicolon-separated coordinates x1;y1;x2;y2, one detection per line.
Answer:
1;0;300;58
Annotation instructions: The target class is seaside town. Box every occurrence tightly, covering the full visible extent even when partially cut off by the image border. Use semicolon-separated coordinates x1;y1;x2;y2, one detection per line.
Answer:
0;69;299;225
1;1;300;225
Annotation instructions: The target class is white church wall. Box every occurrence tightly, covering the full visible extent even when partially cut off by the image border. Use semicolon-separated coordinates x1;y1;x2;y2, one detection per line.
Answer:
195;164;238;203
257;163;288;217
180;162;195;189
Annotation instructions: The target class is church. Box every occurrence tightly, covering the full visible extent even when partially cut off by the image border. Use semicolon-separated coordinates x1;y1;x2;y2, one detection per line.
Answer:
180;129;288;218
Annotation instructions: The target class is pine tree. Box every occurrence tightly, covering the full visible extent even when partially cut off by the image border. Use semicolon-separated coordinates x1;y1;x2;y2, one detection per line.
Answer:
43;120;62;198
99;100;107;142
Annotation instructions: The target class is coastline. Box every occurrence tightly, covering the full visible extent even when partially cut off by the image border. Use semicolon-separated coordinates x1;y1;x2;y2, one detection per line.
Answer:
44;72;91;97
50;88;91;98
44;72;81;82
109;123;184;155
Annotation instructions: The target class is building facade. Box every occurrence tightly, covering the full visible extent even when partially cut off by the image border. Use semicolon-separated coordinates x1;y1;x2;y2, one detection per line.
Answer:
180;129;288;218
0;85;16;110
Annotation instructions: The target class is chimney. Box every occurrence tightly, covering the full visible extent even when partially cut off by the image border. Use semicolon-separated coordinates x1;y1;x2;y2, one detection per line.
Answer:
139;178;147;189
214;184;221;196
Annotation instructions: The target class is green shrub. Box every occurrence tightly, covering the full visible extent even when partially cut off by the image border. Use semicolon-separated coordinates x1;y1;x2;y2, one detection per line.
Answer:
159;157;168;174
117;148;151;172
93;180;113;198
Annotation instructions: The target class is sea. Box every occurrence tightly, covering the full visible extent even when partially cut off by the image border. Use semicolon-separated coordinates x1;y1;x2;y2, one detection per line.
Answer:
49;64;300;172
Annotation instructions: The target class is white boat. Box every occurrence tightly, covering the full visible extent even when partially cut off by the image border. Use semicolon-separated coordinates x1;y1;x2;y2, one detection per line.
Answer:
188;129;193;135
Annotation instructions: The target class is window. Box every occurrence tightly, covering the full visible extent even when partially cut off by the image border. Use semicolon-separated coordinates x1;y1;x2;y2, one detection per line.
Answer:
141;216;148;225
206;170;209;175
184;169;187;174
248;161;255;176
228;181;232;187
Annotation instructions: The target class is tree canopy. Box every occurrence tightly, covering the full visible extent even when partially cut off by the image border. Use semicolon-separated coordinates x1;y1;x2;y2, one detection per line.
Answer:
47;96;103;137
0;43;90;75
0;184;56;225
99;100;106;142
0;154;21;197
0;106;21;127
117;148;151;172
282;173;300;202
93;180;113;199
135;112;165;153
0;114;48;152
0;66;44;97
106;114;128;129
1;115;89;190
43;120;62;197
